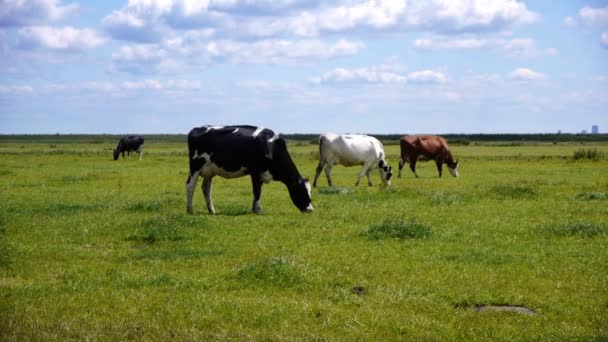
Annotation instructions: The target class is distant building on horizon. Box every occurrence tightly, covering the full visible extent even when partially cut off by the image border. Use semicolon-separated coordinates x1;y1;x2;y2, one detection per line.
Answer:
581;129;588;134
592;125;599;134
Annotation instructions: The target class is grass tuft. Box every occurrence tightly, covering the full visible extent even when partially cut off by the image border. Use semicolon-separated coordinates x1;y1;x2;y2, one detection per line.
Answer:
236;257;304;288
576;192;608;200
544;222;608;237
572;148;606;160
318;186;353;195
126;214;187;244
491;184;536;199
429;191;463;206
364;218;431;240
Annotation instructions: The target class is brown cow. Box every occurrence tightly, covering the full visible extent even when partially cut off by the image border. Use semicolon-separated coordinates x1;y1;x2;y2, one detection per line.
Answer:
398;135;459;178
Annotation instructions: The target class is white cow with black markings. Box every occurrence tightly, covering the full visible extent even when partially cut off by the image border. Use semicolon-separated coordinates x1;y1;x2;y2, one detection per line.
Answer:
313;133;393;188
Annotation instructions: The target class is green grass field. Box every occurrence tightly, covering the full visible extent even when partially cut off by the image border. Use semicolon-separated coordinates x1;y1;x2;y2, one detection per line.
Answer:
1;139;607;340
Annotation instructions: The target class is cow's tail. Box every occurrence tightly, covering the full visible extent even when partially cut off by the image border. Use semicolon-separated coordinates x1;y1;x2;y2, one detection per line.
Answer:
318;135;325;160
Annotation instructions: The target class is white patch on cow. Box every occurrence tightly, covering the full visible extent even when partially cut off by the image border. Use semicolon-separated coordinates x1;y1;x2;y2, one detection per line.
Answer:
201;161;247;179
305;181;312;198
192;150;211;161
252;127;264;138
305;203;314;212
209;126;224;130
268;131;278;142
448;166;459;177
232;128;239;134
260;171;273;183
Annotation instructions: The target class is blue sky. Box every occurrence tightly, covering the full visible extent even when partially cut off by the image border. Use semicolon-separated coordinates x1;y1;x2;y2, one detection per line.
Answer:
1;0;607;134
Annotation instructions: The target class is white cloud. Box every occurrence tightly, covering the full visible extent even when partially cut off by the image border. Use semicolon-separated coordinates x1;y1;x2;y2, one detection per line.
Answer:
508;68;544;81
111;38;363;73
311;66;407;84
202;39;363;64
413;36;557;57
563;16;576;27
407;70;447;84
103;0;538;42
578;6;608;27
0;0;77;27
16;26;106;51
286;0;537;37
564;6;608;28
311;65;447;85
602;32;608;48
0;84;34;94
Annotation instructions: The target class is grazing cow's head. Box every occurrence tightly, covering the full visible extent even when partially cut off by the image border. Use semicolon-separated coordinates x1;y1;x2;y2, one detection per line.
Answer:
378;160;393;185
288;177;314;213
447;160;459;177
113;149;120;160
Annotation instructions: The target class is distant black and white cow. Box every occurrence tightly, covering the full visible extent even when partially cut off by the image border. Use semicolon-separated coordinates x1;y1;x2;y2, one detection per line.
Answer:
313;133;393;187
186;125;314;214
113;135;144;160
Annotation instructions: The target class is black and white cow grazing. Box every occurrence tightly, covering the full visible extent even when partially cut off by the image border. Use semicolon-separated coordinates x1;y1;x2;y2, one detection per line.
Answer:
186;125;313;214
113;135;144;160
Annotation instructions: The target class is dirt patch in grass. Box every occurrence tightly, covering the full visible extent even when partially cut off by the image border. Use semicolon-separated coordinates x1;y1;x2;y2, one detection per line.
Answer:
363;218;431;240
429;191;463;206
455;303;536;316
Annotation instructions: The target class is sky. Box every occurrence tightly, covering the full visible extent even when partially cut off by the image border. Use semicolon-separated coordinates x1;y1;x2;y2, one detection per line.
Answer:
0;0;607;134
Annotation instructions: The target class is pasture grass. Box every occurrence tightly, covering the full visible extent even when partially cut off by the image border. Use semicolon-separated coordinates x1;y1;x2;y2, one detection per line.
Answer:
1;140;607;340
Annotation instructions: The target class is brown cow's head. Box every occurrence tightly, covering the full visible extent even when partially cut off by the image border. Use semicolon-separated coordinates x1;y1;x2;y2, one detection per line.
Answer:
378;160;393;185
447;160;459;177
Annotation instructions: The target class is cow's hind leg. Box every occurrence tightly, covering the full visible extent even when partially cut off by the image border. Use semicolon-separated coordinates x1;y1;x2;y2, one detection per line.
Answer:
138;146;143;160
202;177;215;214
366;169;373;187
398;158;405;178
251;174;263;214
186;171;200;214
313;161;325;188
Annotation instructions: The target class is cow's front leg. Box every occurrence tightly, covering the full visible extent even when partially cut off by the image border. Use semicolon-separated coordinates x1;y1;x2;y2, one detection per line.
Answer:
355;164;370;187
186;171;200;214
202;176;215;214
410;159;419;178
251;174;263;214
138;146;143;160
436;159;443;178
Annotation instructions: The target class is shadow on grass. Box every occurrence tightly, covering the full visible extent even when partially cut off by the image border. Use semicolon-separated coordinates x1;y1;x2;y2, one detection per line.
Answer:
362;218;431;240
576;192;608;201
126;214;195;245
543;222;608;237
490;184;536;199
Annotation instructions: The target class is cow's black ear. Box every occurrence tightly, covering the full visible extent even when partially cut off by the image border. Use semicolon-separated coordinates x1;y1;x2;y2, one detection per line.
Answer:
378;160;384;168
